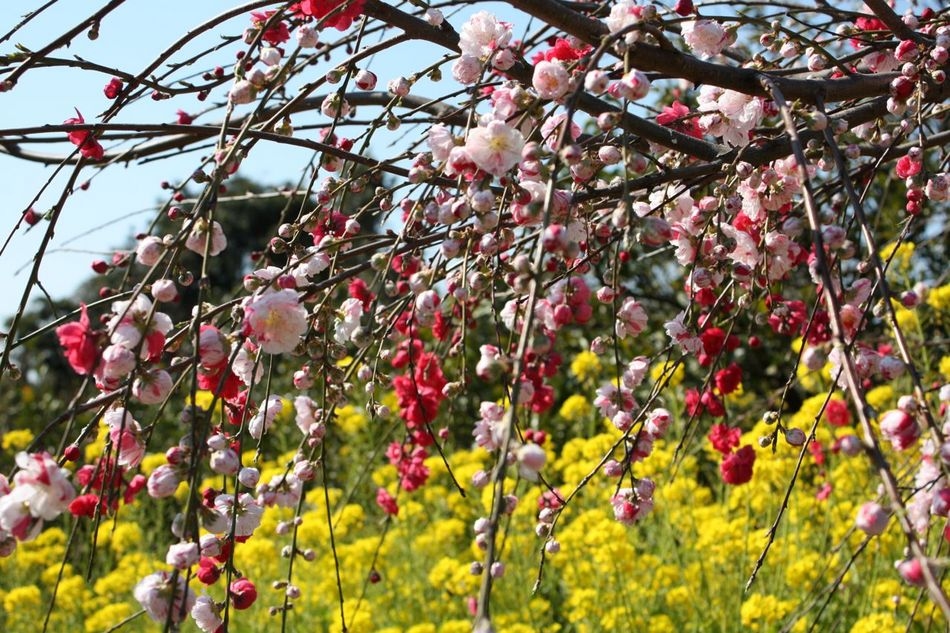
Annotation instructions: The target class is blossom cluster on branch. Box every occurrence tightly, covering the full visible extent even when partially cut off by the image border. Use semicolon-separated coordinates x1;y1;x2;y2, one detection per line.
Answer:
0;0;948;630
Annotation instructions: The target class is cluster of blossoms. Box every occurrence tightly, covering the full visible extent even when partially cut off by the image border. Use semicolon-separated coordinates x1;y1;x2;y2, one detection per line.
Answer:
3;0;950;630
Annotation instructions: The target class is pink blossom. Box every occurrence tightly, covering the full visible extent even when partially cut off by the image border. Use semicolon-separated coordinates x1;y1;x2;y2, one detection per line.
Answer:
465;120;525;176
212;493;263;537
473;401;507;450
243;289;308;354
333;297;364;345
107;295;173;360
532;61;570;100
248;395;284;440
606;1;652;45
191;594;224;633
539;113;579;152
209;449;240;475
682;19;733;58
879;409;920;451
0;452;75;541
147;465;182;498
132;369;173;405
294;395;324;437
186;219;228;257
459;11;511;61
165;542;200;569
104;408;145;468
198;325;229;369
151;279;177;303
135;236;164;266
615;297;648;338
611;479;655;525
855;501;890;535
452;54;482;85
134;571;195;623
517;443;547;481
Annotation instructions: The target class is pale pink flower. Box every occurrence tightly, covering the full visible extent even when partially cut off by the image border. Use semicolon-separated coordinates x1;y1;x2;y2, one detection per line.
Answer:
593;384;635;419
532;61;570;100
210;448;240;475
880;409;920;451
459;11;512;61
134;571;195;624
108;295;173;360
165;542;200;569
539;113;579;152
248;395;284;440
452;54;482;85
697;85;763;147
151;279;177;303
212;493;263;537
465;120;525;176
232;342;263;387
198;325;229;369
192;594;224;633
665;312;703;354
296;25;318;48
682;19;732;58
616;297;648;338
228;80;256;104
147;465;182;498
185;219;227;257
517;444;547;481
427;124;456;162
259;473;303;508
0;452;75;541
243;289;308;354
606;1;652;45
104;408;145;468
136;236;164;266
132;369;174;405
611;70;650;101
95;343;136;390
855;501;889;535
333;298;364;345
473;401;507;451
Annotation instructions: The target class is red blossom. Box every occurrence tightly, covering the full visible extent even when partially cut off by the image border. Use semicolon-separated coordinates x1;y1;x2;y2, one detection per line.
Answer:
895;155;922;179
375;488;399;516
68;494;101;518
103;77;123;99
175;109;194;125
197;558;221;585
708;423;741;455
673;0;695;16
720;445;756;485
55;303;100;375
229;578;257;609
294;0;366;31
824;399;851;427
64;109;105;160
714;363;742;395
250;11;290;45
656;101;702;139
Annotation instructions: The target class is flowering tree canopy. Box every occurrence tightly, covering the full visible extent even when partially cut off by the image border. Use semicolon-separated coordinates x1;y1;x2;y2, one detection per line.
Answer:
0;0;949;631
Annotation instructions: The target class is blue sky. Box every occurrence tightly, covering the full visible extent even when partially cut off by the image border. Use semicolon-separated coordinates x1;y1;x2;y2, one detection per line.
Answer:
0;0;460;325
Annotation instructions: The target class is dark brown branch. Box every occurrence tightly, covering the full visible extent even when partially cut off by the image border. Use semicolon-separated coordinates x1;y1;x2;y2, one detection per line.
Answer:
507;0;915;104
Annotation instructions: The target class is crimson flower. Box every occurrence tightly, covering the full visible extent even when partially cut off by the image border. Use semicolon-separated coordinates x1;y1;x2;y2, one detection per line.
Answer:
55;303;100;375
720;445;756;485
709;423;742;455
229;578;257;610
64;109;104;160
